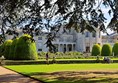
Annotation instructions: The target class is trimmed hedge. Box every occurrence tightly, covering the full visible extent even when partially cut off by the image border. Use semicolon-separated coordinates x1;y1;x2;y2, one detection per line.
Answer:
101;44;112;56
113;42;118;56
4;59;118;65
14;34;38;60
0;44;4;57
38;51;83;59
91;44;101;56
9;38;19;59
3;40;13;59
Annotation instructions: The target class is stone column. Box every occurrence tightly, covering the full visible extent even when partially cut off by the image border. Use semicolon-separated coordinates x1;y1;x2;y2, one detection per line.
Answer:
66;44;68;52
62;44;64;52
60;44;62;52
72;44;73;51
58;44;60;52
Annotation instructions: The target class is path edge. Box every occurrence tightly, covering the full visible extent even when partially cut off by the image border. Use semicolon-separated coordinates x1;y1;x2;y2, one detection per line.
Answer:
2;66;46;83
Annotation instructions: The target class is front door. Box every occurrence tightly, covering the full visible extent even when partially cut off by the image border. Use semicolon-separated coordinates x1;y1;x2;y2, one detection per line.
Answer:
86;46;90;53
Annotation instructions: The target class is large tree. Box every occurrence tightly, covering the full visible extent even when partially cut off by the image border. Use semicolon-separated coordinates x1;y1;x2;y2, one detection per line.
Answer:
0;0;118;52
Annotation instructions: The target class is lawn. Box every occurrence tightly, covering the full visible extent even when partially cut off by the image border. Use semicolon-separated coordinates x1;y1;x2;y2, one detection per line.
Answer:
5;64;118;83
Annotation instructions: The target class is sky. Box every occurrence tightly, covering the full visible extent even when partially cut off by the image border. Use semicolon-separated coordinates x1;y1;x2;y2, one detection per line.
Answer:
99;2;114;35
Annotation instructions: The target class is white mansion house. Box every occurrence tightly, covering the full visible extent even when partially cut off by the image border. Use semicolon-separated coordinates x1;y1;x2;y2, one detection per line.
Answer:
34;27;102;53
6;27;102;53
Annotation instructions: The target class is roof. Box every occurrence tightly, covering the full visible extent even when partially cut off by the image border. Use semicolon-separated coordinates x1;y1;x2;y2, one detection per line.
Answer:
103;32;117;37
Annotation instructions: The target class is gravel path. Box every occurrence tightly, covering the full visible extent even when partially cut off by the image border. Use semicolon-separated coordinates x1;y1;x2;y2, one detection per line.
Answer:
0;66;42;83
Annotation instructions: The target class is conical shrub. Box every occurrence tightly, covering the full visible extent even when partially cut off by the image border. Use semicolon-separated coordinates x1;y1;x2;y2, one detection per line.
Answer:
15;34;38;60
101;44;112;56
92;44;101;56
3;40;13;59
112;42;118;56
0;45;3;57
9;38;19;59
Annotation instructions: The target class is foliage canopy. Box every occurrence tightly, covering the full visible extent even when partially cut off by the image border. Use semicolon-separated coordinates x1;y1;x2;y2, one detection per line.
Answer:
0;0;118;52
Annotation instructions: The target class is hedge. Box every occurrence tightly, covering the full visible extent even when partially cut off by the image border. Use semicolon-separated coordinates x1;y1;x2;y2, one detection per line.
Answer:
113;42;118;56
101;44;112;56
0;44;3;57
38;52;84;59
14;34;38;60
91;44;101;56
3;40;13;59
4;59;118;65
9;38;19;59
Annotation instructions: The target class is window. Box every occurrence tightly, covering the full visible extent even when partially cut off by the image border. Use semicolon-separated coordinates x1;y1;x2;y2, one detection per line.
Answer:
85;32;89;37
38;37;42;40
92;32;96;37
38;49;42;51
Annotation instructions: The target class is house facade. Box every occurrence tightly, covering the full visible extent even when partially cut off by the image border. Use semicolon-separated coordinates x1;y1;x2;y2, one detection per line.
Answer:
33;27;102;53
102;32;118;47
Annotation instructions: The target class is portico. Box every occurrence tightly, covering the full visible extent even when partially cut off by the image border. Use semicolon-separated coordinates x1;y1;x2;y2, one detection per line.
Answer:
53;43;76;52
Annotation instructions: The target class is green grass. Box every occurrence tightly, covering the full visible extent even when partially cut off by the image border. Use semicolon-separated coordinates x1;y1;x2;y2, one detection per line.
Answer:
5;64;118;83
5;64;118;72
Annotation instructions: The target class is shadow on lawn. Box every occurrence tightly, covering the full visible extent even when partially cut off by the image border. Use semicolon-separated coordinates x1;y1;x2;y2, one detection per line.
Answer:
47;78;118;83
25;71;118;83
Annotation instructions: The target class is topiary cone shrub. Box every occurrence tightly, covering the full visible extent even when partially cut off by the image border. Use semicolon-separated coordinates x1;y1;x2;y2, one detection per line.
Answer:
101;44;112;56
112;42;118;56
15;34;38;60
0;44;3;57
3;40;13;59
91;44;101;56
9;38;19;60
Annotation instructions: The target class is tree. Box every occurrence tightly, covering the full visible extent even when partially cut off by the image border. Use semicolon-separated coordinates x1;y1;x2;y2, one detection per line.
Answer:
91;44;101;56
101;44;112;56
0;0;118;52
14;34;38;60
112;42;118;56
